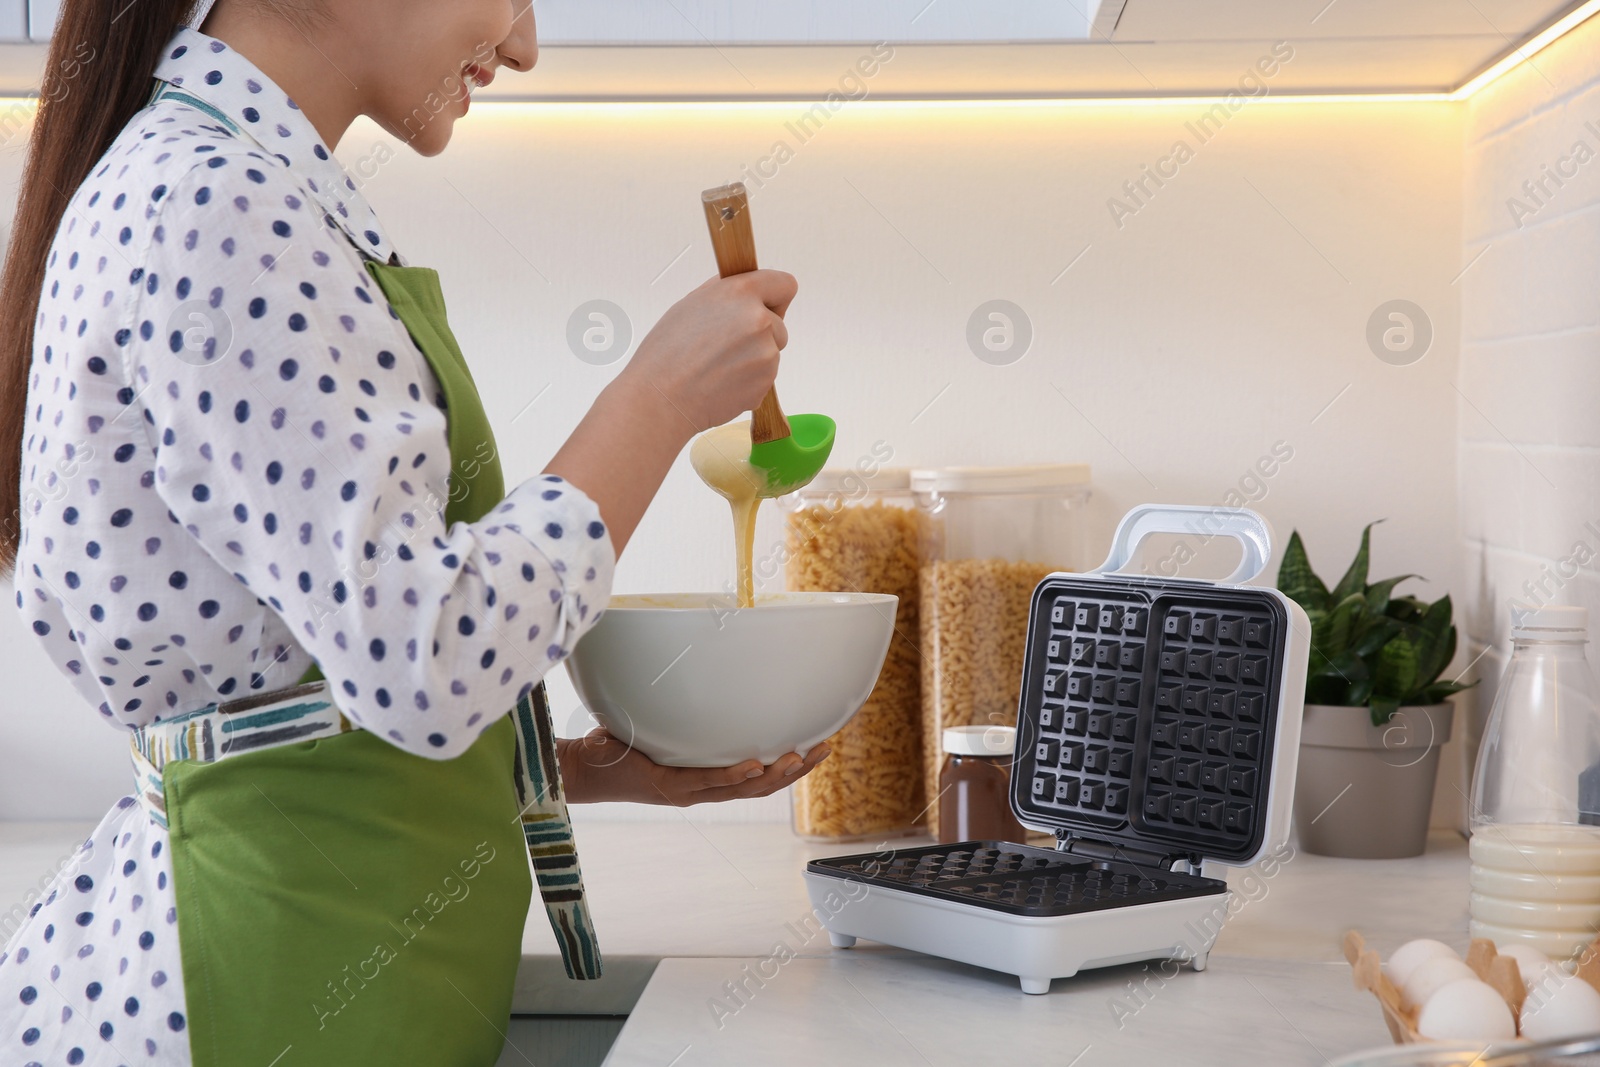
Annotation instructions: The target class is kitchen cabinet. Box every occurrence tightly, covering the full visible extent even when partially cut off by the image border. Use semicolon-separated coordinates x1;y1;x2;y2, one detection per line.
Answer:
24;0;53;41
0;2;24;43
532;0;1116;45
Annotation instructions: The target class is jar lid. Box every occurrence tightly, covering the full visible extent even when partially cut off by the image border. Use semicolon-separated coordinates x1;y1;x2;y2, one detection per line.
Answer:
797;467;911;495
910;464;1090;495
943;725;1016;757
1511;604;1588;640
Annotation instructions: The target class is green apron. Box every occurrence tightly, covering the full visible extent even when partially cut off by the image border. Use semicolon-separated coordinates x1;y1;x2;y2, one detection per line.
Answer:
157;262;600;1066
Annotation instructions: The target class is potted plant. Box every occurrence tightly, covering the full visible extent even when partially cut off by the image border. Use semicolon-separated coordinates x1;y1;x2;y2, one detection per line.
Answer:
1278;523;1474;858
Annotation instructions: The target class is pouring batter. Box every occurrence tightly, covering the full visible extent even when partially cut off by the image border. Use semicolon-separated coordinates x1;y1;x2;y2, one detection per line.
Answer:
690;420;766;608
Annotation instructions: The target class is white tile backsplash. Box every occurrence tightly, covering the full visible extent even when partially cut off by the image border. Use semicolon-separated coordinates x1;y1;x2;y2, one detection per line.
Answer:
1459;331;1600;449
1462;89;1600;246
1460;11;1600;604
1454;12;1600;815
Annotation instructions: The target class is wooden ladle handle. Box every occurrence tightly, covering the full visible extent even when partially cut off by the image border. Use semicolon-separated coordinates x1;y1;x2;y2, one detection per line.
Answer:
701;182;791;445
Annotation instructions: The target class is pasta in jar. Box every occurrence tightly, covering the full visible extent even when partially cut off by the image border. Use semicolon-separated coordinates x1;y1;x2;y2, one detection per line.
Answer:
783;469;927;841
910;466;1091;815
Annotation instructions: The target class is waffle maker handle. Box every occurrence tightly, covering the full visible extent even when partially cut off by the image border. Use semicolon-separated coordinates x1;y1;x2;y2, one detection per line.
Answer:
1092;505;1274;585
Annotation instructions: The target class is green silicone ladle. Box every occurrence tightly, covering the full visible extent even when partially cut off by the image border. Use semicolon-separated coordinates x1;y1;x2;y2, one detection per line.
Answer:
702;183;836;496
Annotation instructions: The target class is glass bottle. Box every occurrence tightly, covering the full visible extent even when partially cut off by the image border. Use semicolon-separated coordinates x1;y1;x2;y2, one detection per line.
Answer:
1469;606;1600;960
938;725;1026;843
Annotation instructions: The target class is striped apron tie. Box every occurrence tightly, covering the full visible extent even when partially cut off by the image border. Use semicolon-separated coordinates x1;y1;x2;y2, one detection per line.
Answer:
130;681;604;981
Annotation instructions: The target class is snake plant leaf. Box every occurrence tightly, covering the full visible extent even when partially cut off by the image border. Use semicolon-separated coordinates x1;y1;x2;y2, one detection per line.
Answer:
1408;596;1454;689
1278;531;1329;613
1419;595;1453;646
1310;649;1367;706
1317;593;1366;661
1283;525;1476;712
1415;615;1457;695
1363;575;1416;623
1308;645;1332;678
1427;591;1452;633
1431;627;1458;685
1308;651;1346;680
1387;595;1428;624
1305;627;1331;675
1354;617;1404;659
1331;522;1377;605
1422;680;1472;703
1349;676;1375;706
1374;635;1422;701
1326;649;1370;684
1309;651;1368;711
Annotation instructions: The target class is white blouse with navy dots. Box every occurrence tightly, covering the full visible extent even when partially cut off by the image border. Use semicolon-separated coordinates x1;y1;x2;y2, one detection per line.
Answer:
3;28;615;1065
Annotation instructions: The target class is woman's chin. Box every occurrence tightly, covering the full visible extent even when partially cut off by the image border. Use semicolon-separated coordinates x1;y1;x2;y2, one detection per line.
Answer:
377;114;455;158
410;120;456;158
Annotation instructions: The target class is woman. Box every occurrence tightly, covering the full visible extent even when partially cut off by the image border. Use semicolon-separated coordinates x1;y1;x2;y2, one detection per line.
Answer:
0;0;827;1063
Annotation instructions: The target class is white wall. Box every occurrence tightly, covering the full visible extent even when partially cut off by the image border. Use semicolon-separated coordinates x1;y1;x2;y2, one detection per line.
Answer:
1;88;1466;821
1454;16;1600;796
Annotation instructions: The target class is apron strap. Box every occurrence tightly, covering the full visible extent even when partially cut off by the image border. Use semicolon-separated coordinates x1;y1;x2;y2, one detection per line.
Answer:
511;685;604;980
356;260;601;977
132;680;605;980
150;83;239;132
148;79;404;268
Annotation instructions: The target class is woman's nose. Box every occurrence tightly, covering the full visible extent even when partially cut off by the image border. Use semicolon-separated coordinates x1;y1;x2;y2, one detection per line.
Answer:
499;0;538;73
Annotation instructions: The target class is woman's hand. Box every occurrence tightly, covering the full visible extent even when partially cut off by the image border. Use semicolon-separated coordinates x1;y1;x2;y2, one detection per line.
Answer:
623;270;798;433
542;268;798;556
557;728;830;807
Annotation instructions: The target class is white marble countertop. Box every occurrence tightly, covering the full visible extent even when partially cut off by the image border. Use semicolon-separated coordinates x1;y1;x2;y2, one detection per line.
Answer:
2;819;1474;1064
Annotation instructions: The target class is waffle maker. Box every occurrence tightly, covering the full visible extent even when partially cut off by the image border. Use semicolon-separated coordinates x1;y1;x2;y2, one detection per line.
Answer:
803;505;1310;994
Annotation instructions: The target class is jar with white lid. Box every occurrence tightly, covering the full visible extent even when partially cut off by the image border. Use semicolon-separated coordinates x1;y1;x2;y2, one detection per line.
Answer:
781;466;927;841
913;464;1091;824
938;725;1025;843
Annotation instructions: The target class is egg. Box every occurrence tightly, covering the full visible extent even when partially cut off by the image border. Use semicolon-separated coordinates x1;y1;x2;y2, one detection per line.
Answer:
1401;956;1478;1009
1416;978;1518;1040
1495;943;1558;991
1519;972;1600;1041
1386;939;1459;988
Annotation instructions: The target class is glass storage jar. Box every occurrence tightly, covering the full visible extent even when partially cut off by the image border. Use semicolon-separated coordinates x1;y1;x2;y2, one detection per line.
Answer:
912;464;1091;821
782;466;928;841
939;725;1025;843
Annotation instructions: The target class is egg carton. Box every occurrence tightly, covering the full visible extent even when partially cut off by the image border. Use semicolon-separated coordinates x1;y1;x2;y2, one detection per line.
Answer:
1343;929;1600;1045
804;506;1311;994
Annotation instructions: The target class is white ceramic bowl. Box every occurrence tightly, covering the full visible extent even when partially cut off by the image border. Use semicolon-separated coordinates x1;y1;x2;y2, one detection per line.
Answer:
565;592;898;767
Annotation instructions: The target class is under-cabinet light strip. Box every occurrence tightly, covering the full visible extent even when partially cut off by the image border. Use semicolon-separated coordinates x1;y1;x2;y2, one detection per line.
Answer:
0;0;1594;106
1450;0;1600;99
468;92;1454;113
467;0;1600;110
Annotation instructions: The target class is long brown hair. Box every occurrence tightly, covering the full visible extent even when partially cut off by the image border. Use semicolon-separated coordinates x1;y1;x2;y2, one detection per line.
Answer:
0;0;197;575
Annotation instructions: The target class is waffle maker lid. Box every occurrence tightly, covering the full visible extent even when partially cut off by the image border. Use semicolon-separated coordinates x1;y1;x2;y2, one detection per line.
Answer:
1008;505;1308;869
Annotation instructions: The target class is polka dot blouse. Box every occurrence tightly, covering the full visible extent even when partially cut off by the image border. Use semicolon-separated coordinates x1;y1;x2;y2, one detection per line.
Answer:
5;27;616;1066
15;29;616;757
